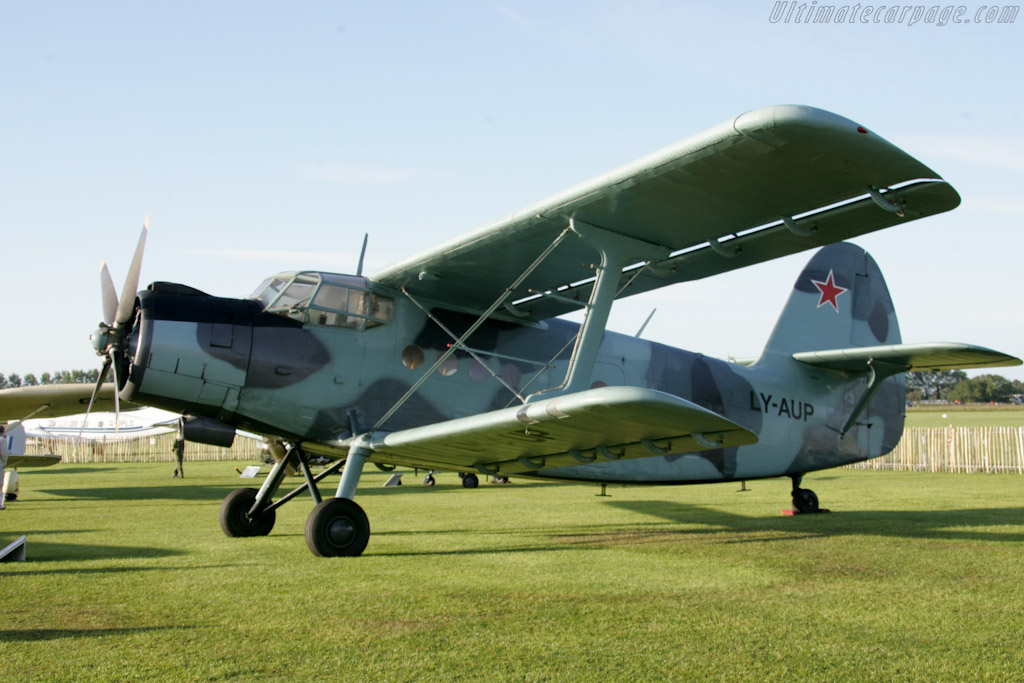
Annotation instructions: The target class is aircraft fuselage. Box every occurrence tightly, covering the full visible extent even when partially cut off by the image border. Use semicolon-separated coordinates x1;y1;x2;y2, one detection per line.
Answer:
121;275;903;485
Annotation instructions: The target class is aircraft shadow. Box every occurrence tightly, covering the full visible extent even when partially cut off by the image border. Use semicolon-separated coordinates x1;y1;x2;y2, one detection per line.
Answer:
26;466;120;475
36;478;568;503
0;541;186;562
1;564;235;578
601;500;1024;544
0;626;180;642
38;485;237;502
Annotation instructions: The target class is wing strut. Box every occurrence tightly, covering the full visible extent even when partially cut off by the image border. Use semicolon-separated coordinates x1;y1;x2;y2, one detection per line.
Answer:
370;226;573;432
402;288;527;403
527;218;669;401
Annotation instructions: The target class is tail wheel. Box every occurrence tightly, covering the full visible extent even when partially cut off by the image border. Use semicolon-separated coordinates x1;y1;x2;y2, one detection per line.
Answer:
792;488;819;514
220;487;276;537
305;498;370;557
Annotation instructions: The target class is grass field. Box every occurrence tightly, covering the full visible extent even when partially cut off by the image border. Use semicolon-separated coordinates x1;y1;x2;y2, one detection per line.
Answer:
905;404;1024;428
2;462;1024;681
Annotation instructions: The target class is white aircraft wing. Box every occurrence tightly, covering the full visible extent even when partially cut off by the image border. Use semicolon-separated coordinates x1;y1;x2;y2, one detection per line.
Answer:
373;105;959;321
306;386;757;476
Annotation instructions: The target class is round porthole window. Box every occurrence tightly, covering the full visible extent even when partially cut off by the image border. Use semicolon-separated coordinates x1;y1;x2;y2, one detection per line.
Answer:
469;358;491;382
500;363;521;388
401;345;425;370
440;356;459;377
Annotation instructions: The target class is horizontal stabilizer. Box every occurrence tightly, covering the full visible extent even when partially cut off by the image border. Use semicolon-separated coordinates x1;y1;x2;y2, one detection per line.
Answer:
792;342;1022;373
355;386;758;476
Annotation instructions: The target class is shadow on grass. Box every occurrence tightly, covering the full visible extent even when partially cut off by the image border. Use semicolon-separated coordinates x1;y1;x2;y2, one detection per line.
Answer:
0;540;187;562
604;500;1024;543
38;485;237;502
37;477;568;503
0;626;182;641
2;564;236;578
26;466;121;475
366;502;1024;556
371;543;593;558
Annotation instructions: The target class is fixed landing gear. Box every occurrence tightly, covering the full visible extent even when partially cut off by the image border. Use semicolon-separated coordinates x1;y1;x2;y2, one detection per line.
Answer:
423;473;436;486
305;497;370;557
220;487;277;537
790;475;820;514
459;472;479;489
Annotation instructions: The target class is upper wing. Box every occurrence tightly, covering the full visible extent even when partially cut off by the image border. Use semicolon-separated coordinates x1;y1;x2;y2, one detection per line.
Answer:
374;105;959;321
792;343;1023;372
0;383;121;422
303;386;758;476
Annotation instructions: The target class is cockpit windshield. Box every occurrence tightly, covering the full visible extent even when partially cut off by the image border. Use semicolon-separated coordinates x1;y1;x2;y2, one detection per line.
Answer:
249;272;394;329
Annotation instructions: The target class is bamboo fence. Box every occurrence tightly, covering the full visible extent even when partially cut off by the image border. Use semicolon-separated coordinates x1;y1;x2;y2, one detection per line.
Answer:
23;426;1024;473
25;432;262;464
848;426;1024;473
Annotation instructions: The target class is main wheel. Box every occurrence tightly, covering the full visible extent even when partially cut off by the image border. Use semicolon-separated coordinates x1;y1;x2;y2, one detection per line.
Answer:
305;498;370;557
462;473;479;489
220;487;276;537
792;487;819;514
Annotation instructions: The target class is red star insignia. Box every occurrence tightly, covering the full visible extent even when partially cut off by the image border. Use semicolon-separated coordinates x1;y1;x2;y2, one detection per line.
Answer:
811;269;848;313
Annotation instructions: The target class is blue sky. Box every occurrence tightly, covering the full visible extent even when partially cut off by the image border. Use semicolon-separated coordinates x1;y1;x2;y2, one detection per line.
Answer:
3;1;1022;381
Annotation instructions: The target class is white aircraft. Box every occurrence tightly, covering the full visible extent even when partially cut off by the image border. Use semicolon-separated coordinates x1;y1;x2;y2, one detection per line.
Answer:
3;424;60;502
21;406;180;441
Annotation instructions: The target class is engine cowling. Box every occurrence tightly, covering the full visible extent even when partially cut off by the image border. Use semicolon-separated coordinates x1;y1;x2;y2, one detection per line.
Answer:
119;282;330;436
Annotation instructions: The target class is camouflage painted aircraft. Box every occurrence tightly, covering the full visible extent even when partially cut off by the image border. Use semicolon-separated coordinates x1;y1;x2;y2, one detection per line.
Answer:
1;105;1018;556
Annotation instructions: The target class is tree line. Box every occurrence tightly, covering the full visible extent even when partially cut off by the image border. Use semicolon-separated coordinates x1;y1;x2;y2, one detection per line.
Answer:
904;370;1022;404
0;369;100;389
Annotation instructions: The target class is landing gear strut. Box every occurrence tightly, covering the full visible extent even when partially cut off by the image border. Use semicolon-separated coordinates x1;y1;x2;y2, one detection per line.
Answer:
790;475;820;514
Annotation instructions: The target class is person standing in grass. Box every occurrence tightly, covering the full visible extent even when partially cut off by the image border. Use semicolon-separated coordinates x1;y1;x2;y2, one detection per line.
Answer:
172;436;185;479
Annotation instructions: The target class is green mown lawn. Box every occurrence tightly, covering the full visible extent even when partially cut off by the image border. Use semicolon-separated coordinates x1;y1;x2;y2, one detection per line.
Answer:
2;462;1022;681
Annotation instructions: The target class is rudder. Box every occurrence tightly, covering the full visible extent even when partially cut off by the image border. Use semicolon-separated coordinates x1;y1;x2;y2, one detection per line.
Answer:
760;242;901;359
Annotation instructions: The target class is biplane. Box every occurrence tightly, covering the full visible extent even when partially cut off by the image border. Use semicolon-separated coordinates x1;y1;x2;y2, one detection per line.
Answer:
1;105;1017;555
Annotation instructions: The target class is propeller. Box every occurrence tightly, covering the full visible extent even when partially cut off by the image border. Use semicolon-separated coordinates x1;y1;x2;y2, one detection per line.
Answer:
78;216;149;446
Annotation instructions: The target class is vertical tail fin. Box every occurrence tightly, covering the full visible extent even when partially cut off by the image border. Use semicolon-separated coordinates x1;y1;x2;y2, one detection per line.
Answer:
761;242;901;358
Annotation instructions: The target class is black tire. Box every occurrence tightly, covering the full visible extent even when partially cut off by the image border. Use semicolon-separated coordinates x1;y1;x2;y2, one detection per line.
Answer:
305;498;370;557
4;492;16;502
792;488;819;514
462;473;479;489
423;474;435;486
492;476;508;485
220;487;276;537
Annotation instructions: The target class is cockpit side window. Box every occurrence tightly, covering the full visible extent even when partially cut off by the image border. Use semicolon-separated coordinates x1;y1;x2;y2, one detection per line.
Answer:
253;272;394;330
250;276;292;308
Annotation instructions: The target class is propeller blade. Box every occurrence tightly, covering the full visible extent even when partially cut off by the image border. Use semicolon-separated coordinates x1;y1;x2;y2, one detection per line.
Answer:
100;261;118;326
76;358;112;452
115;216;148;326
109;348;121;432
